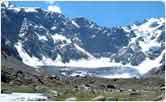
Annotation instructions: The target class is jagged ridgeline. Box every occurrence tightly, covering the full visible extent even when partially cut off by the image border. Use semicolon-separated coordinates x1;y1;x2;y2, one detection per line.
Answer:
1;1;165;78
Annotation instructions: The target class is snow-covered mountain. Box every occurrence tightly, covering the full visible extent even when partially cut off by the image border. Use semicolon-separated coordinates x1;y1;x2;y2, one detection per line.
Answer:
110;18;165;74
1;2;165;78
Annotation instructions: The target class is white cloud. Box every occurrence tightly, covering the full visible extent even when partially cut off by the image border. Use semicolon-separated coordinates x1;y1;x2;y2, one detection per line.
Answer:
47;1;55;5
47;5;62;13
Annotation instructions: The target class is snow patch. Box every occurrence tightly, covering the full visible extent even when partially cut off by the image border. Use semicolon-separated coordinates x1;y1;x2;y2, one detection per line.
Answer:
90;24;95;28
37;35;48;41
15;41;63;67
41;55;62;65
72;20;80;28
91;34;96;38
19;33;26;38
97;73;132;79
24;8;38;13
122;26;131;33
55;57;124;68
139;39;161;52
51;26;57;30
0;93;47;101
8;8;21;12
51;34;71;43
14;41;43;67
70;71;90;77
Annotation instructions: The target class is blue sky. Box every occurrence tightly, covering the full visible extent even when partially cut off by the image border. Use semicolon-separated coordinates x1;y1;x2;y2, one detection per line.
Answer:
11;1;165;28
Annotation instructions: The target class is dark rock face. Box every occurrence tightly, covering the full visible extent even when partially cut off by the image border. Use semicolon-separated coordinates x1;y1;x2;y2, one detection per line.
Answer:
1;4;131;64
147;46;162;59
111;44;146;65
73;18;130;55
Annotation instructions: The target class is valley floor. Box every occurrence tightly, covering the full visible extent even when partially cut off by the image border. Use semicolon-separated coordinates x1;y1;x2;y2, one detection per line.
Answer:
1;76;165;101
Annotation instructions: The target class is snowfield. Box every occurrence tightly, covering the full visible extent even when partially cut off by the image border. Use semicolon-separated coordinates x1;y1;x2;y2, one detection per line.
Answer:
96;73;133;79
14;40;164;75
0;93;48;101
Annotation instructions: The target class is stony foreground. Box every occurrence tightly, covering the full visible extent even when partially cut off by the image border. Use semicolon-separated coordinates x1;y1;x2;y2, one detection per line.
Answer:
1;75;165;101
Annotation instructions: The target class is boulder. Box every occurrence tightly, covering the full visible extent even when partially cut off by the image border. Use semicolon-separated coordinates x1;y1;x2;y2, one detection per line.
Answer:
107;84;116;89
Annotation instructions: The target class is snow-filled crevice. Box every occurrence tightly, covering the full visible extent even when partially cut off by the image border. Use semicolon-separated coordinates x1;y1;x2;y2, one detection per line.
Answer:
73;43;94;58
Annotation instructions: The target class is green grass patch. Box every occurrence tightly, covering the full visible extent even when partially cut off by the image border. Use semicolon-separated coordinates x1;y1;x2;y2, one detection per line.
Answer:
2;84;35;93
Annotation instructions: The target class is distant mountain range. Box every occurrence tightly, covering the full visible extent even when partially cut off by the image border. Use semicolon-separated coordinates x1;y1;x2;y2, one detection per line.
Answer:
1;2;165;78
